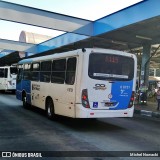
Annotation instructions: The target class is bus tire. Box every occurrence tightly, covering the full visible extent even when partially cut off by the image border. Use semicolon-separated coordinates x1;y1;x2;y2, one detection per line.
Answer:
46;98;56;119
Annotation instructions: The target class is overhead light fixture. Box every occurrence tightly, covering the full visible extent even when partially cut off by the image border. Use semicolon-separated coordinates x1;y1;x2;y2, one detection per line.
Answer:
111;40;127;46
136;35;152;41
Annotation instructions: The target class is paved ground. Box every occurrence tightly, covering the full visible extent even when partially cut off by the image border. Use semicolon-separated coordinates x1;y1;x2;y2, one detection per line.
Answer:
0;92;160;160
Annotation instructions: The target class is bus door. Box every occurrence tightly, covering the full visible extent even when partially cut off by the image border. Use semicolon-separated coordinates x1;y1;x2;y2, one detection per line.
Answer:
30;63;41;107
51;57;77;117
64;57;77;117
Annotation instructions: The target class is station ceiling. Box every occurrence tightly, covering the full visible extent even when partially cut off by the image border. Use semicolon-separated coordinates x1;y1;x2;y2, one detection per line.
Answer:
33;15;160;57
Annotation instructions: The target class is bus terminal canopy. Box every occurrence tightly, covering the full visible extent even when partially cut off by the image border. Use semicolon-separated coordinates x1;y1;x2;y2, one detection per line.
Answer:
0;0;160;65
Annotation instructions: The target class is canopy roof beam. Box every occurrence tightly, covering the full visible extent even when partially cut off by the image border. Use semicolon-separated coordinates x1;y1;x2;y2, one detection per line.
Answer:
0;1;93;36
0;39;37;53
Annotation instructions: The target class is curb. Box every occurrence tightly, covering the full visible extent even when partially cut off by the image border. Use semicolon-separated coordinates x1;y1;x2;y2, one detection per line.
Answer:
134;109;160;118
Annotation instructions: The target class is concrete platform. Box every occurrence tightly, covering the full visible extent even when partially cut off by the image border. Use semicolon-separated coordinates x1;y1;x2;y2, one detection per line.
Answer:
134;101;160;118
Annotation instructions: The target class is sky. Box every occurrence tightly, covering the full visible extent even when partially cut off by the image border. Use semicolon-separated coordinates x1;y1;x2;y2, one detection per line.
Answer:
0;0;143;42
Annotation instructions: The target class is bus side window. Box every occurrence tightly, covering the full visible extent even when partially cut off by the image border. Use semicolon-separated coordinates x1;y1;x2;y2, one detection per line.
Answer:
40;61;51;83
51;59;66;84
65;57;77;85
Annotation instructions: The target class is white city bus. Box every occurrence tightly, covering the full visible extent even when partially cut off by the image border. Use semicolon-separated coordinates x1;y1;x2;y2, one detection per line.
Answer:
0;65;17;93
16;48;137;118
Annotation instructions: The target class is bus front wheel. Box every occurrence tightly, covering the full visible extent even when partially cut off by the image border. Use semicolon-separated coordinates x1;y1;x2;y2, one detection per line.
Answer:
46;98;56;119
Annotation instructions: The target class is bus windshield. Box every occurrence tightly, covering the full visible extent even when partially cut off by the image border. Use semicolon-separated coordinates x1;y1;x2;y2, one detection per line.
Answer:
10;67;18;75
88;53;134;81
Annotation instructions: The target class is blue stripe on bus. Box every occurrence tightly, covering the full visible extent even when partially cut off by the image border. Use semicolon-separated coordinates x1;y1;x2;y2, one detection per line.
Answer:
22;80;31;104
16;80;31;104
21;80;31;93
110;80;133;110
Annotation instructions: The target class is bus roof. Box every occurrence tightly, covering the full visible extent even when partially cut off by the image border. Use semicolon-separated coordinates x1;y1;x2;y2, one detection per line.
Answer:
18;48;135;64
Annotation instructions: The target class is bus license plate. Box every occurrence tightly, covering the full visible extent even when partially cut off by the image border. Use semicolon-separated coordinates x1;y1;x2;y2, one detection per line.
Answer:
105;103;113;107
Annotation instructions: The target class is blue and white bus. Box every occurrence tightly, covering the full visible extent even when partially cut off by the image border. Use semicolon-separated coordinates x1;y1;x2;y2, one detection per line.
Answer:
16;48;137;119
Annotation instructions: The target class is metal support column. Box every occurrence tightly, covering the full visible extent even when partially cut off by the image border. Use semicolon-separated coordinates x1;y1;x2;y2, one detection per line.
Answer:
141;44;151;87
